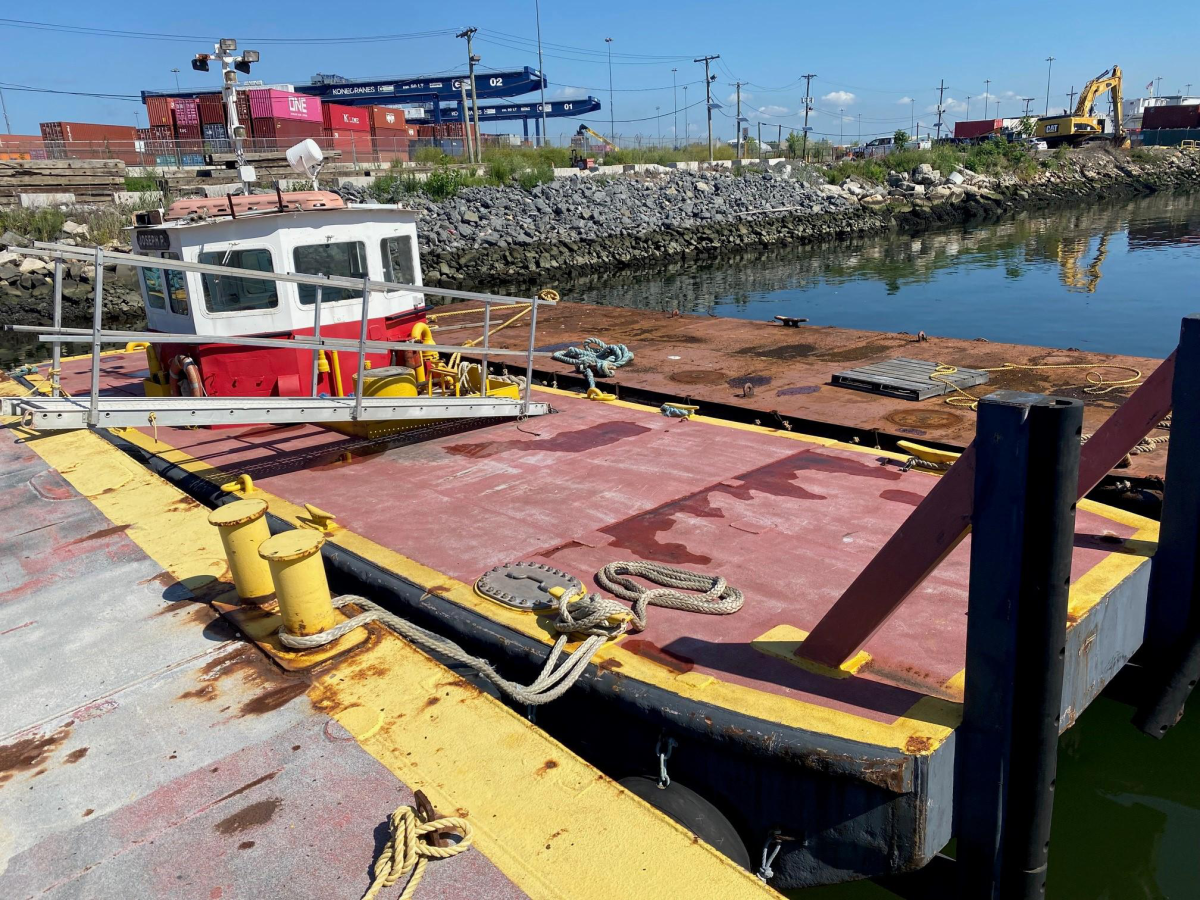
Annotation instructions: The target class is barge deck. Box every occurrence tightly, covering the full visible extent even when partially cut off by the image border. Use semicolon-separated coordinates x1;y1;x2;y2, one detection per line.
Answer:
5;346;1166;889
476;301;1170;482
0;396;780;900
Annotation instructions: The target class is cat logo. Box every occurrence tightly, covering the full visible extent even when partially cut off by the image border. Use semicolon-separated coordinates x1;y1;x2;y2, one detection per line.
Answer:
1044;123;1059;134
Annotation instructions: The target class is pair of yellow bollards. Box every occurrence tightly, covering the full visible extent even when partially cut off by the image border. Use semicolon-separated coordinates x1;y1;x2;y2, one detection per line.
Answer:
208;498;337;638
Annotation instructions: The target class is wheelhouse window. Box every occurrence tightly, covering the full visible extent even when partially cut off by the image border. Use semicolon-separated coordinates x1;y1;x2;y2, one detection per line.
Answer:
140;266;166;310
293;241;367;305
380;235;416;286
162;252;188;316
198;248;279;312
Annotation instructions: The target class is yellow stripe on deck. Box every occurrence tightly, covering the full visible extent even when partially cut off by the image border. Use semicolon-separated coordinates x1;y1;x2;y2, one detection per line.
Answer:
12;423;780;900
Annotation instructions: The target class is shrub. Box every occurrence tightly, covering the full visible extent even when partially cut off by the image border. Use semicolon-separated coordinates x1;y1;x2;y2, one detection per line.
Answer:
414;146;451;165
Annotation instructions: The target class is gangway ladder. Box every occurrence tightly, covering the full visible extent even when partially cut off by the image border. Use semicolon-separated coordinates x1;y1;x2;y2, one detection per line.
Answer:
2;242;556;430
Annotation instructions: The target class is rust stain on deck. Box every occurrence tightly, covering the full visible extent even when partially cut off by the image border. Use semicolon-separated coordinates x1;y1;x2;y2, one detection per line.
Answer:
214;798;282;835
880;489;924;507
0;723;73;785
64;747;89;764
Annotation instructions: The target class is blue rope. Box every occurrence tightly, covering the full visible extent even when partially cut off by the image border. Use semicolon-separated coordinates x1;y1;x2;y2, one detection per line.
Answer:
551;337;634;391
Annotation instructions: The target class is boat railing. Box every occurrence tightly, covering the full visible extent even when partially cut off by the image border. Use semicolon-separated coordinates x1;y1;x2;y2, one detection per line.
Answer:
8;241;557;426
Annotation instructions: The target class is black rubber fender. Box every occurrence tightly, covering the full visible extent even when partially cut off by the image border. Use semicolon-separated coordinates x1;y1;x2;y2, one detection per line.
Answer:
618;775;751;870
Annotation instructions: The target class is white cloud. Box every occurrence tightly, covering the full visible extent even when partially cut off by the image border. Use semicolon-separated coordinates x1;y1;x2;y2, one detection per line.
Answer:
823;90;855;105
925;97;969;115
549;86;587;101
726;90;752;105
897;96;913;104
757;104;789;116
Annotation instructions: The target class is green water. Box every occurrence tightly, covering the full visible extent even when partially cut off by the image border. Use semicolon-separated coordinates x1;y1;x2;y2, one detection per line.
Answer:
792;695;1200;899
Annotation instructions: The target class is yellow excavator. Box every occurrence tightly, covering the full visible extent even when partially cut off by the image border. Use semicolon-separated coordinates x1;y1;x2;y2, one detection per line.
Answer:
575;124;619;152
1036;65;1129;148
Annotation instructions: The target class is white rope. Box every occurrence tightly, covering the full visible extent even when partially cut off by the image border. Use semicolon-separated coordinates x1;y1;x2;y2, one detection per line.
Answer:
278;561;744;706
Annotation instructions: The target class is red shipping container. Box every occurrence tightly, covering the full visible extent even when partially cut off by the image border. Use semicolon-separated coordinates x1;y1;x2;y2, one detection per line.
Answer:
173;98;200;127
235;92;253;128
322;103;370;132
953;119;1004;140
249;117;322;152
198;94;225;125
249;89;322;123
1142;104;1200;130
145;96;173;127
368;106;407;132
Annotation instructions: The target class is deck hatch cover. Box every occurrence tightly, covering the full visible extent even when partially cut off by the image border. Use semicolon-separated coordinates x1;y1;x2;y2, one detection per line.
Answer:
476;562;582;612
831;357;990;401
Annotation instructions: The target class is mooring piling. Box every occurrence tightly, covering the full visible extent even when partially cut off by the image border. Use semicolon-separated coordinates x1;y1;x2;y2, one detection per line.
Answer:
1135;314;1200;736
957;391;1083;900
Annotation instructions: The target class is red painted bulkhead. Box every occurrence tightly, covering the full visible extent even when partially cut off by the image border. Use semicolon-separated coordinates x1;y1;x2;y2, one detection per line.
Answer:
153;307;426;399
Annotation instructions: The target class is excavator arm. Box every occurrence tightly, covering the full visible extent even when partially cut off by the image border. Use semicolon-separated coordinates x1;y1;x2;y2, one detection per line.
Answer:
575;124;619;151
1075;66;1122;117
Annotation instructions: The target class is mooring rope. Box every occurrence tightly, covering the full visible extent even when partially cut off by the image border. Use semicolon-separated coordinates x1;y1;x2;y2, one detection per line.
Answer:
279;561;743;706
930;361;1146;411
552;337;634;393
362;804;474;900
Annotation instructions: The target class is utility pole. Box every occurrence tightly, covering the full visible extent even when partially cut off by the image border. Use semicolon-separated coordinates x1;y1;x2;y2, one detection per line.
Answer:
683;85;689;146
966;95;971;121
935;78;946;140
671;68;678;149
605;38;615;143
733;81;743;158
1186;83;1193;98
459;78;475;162
1022;97;1035;116
1067;85;1077;111
857;113;862;144
656;106;661;146
910;97;915;134
457;28;482;163
534;0;548;146
190;38;260;195
694;54;719;162
171;68;181;92
984;79;991;120
839;107;844;147
1155;76;1163;97
800;72;816;161
1044;57;1055;116
0;87;10;134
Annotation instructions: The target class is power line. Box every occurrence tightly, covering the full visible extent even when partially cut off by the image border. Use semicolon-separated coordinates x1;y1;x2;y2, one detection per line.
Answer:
477;27;693;61
0;17;458;45
0;80;140;101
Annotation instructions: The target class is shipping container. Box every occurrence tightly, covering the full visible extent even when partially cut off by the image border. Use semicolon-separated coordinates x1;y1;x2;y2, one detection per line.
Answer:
368;106;408;132
39;121;139;164
0;134;41;161
953;119;1005;140
235;92;253;133
1142;104;1200;130
249;89;322;123
202;123;231;153
322;102;370;133
173;98;200;127
145;96;173;127
247;117;323;152
198;94;225;125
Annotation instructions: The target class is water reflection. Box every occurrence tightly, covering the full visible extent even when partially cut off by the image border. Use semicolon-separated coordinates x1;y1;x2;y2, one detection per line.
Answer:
570;193;1200;357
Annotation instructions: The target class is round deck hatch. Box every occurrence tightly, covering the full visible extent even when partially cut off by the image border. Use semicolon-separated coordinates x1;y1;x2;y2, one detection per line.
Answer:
475;562;582;612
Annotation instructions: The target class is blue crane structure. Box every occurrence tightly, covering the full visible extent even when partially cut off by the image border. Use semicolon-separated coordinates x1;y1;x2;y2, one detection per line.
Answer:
143;67;600;139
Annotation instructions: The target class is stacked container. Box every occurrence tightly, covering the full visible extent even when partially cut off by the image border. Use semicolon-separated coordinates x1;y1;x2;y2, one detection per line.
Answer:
248;88;323;153
198;94;225;126
39;122;140;165
172;98;203;164
1142;104;1200;130
321;103;370;162
368;106;413;163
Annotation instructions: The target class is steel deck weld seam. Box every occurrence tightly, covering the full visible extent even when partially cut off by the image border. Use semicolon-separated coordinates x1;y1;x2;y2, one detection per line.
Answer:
8;419;779;900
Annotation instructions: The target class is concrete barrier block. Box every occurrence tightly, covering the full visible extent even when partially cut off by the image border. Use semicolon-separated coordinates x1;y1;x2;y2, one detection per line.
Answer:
19;193;75;209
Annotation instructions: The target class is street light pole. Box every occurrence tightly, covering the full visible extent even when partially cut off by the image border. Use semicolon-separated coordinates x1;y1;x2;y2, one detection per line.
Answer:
683;85;689;147
534;0;548;147
839;108;843;147
671;68;678;149
171;68;181;92
605;38;614;143
966;95;971;121
1044;56;1055;116
985;79;991;120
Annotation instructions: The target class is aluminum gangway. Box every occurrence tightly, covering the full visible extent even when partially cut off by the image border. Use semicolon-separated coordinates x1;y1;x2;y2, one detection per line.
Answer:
2;242;556;430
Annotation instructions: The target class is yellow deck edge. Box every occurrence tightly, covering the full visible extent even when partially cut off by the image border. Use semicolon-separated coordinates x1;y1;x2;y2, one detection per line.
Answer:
9;418;781;900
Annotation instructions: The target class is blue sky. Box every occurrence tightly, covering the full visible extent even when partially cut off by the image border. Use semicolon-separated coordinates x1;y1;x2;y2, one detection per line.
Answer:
1;2;1196;143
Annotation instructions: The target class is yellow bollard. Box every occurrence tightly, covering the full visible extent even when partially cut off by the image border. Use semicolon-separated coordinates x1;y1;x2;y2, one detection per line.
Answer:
258;529;337;637
208;498;274;602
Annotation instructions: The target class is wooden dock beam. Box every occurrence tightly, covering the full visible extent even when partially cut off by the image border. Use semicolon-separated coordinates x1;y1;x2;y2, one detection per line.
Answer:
957;391;1083;900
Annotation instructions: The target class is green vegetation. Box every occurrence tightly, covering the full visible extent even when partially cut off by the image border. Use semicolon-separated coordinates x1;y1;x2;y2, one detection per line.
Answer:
1129;146;1158;164
827;139;1057;186
123;174;159;192
413;145;453;166
785;130;803;159
893;130;910;148
0;198;161;246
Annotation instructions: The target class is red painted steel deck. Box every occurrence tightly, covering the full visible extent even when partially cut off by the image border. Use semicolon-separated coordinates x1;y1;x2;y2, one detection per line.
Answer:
53;353;1144;726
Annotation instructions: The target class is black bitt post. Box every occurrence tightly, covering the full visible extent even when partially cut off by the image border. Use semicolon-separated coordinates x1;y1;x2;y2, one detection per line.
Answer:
1135;314;1200;737
957;391;1083;900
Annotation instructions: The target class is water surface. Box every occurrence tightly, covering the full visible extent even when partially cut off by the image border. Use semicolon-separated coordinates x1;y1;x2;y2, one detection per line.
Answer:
573;192;1200;359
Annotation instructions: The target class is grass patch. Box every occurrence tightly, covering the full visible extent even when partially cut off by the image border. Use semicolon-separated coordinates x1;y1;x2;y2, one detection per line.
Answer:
0;199;161;246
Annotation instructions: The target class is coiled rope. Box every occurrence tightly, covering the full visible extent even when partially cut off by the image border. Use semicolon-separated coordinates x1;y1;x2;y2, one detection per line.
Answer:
362;804;474;900
279;561;743;706
930;361;1145;411
552;337;634;393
